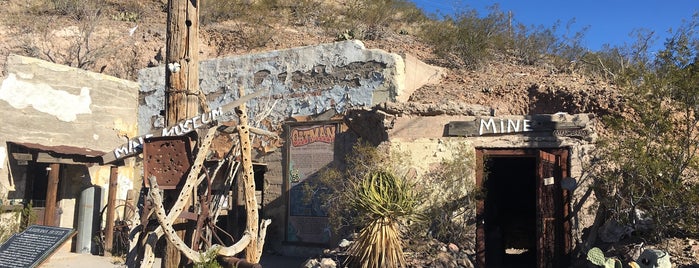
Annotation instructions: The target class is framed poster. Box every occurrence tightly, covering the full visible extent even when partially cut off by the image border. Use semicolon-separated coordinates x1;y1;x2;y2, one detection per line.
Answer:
285;122;339;245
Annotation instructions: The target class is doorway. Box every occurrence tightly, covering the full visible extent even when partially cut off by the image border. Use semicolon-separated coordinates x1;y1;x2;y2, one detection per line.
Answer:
484;156;537;267
476;149;571;268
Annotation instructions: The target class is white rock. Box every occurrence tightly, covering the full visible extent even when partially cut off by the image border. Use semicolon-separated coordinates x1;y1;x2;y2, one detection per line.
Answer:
338;239;352;248
319;258;337;268
302;259;320;268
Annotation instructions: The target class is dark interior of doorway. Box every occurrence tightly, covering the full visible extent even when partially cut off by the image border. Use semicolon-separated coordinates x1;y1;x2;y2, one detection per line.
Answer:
484;156;537;268
27;161;50;207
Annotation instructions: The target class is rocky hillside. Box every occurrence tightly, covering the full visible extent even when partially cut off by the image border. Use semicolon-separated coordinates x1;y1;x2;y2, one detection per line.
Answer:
0;0;623;118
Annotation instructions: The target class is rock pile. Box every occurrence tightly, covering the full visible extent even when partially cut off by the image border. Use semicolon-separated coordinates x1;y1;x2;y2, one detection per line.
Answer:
301;235;476;268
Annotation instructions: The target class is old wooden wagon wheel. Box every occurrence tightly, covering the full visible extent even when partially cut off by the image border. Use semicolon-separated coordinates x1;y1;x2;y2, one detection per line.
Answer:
97;202;137;256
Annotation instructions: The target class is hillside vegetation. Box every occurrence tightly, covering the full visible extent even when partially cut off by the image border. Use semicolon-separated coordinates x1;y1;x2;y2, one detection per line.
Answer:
0;0;645;82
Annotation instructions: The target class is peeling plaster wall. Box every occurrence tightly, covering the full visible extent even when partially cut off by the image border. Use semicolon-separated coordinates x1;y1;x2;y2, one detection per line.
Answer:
0;73;92;121
137;40;406;135
0;54;139;153
0;54;139;225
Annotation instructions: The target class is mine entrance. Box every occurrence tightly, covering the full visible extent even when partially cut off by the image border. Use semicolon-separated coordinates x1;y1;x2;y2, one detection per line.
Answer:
476;149;571;268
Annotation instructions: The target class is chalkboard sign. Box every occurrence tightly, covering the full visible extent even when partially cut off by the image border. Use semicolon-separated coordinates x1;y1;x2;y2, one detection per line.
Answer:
0;225;75;268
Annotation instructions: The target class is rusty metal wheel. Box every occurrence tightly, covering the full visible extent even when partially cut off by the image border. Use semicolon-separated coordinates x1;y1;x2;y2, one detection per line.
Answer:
99;202;137;256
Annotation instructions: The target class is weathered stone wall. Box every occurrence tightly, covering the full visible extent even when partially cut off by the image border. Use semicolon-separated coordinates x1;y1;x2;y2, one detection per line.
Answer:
0;54;139;225
137;40;442;135
387;113;598;252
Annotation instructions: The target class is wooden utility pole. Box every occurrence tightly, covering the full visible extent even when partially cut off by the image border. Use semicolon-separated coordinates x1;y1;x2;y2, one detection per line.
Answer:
165;0;200;124
164;0;200;267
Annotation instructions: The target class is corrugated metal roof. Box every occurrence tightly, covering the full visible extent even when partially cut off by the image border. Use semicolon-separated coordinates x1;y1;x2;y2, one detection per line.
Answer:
10;142;105;158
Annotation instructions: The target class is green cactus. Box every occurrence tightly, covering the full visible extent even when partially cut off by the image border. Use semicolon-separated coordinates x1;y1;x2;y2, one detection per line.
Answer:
587;247;607;266
587;247;622;268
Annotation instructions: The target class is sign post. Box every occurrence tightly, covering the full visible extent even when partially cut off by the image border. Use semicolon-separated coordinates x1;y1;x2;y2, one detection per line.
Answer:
0;225;75;268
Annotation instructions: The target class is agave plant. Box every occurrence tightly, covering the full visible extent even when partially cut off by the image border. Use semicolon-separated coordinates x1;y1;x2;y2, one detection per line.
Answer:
345;170;420;268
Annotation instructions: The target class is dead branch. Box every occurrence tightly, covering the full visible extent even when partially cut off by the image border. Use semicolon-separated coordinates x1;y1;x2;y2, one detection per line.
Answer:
148;175;257;260
137;121;273;266
139;127;218;268
217;125;279;138
237;85;262;263
148;176;206;262
256;219;272;259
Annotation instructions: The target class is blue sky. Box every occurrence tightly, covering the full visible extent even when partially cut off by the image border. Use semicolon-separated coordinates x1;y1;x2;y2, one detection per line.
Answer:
411;0;699;52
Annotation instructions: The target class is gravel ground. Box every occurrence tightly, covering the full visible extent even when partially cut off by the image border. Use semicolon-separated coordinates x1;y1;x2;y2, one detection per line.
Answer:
40;249;125;268
41;248;307;268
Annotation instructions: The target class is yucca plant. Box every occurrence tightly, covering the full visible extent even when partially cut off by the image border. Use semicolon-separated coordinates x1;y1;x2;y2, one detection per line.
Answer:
345;170;420;268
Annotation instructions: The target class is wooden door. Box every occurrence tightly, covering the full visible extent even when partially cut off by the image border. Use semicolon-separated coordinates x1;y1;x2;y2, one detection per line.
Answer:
537;151;559;268
475;149;571;268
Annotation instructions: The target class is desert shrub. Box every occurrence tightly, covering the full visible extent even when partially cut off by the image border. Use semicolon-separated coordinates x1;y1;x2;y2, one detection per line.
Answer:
321;0;425;41
576;29;656;82
200;0;291;25
318;141;412;232
200;0;247;25
344;170;420;268
508;23;558;65
413;143;477;248
0;203;36;243
7;0;115;70
49;0;86;16
201;0;279;49
109;0;144;23
509;18;588;71
420;6;508;69
317;141;418;267
592;15;699;241
420;5;591;72
284;0;319;26
547;19;589;72
46;0;109;22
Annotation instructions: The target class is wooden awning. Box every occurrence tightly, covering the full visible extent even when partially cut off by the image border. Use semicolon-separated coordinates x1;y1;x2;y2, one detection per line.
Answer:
9;142;104;164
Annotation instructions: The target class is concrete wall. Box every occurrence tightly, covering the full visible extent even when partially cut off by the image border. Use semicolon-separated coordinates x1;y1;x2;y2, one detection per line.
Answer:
137;40;441;135
0;54;139;227
388;113;599;251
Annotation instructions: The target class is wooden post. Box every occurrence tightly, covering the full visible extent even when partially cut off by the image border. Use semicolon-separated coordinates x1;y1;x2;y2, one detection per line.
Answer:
165;0;201;125
44;163;60;227
104;166;119;256
164;0;200;266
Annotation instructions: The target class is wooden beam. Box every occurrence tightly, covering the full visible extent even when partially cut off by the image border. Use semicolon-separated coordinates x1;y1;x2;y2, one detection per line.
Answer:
44;163;60;227
104;166;118;256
